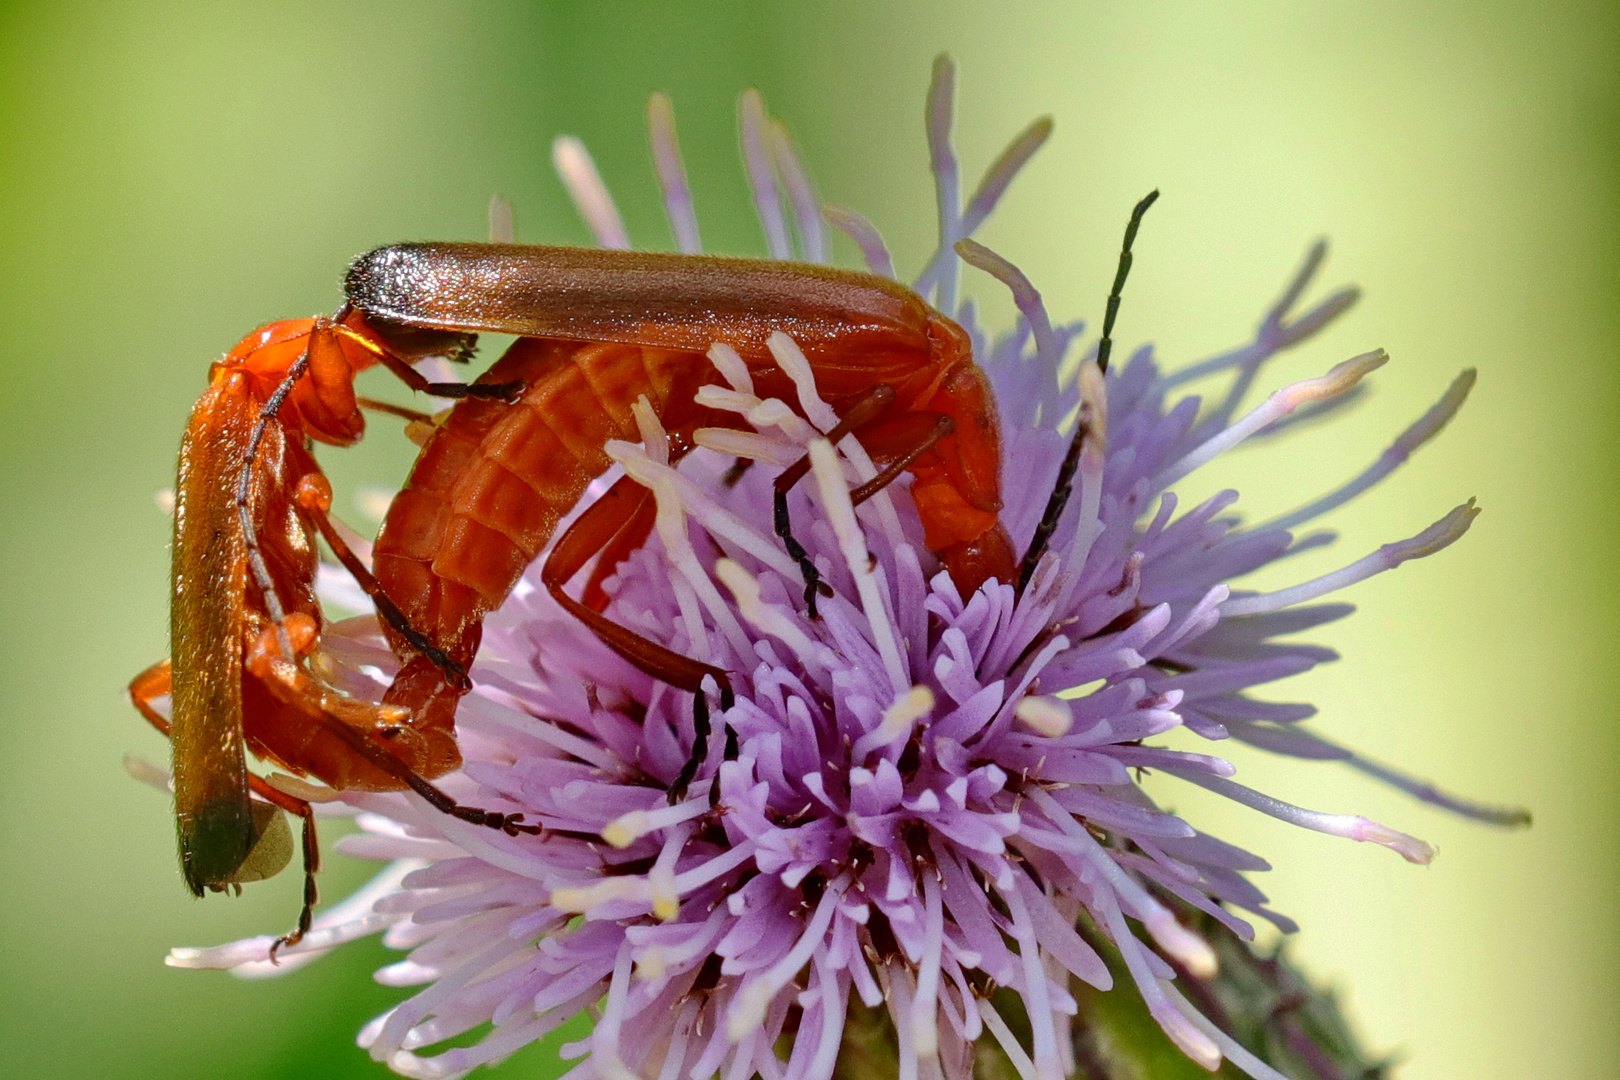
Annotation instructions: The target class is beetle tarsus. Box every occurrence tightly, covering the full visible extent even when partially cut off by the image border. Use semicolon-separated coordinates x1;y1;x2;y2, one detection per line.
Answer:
454;806;543;835
423;378;526;402
670;690;715;805
770;382;904;617
774;488;828;617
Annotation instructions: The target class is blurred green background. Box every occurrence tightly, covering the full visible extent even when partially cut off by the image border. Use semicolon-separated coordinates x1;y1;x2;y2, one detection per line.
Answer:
0;1;1613;1077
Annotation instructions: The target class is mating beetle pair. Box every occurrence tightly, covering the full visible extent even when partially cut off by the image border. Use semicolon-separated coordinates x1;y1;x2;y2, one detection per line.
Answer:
130;197;1154;956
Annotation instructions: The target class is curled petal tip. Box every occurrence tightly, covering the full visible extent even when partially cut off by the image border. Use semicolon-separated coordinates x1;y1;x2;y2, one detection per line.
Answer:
1355;819;1437;864
1301;349;1387;403
1392;499;1480;563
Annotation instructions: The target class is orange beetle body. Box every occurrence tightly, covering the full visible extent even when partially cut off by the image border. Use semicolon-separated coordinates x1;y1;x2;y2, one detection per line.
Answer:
345;243;1014;732
129;309;526;950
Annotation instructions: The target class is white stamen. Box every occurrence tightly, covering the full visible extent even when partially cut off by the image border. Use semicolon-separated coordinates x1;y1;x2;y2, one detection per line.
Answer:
823;203;896;278
714;559;825;672
977;1000;1040;1080
1028;788;1218;977
1014;695;1073;738
851;685;935;761
590;942;638;1080
1160;983;1292;1080
648;822;691;922
548;877;640;914
609;440;801;581
910;873;945;1057
601;795;710;849
773;332;907;551
154;487;175;514
1000;884;1062;1079
693;427;801;469
1166;768;1436;863
767;332;840;432
809;438;908;697
647;92;701;254
605;437;748;660
1077;358;1108;447
666;540;714;663
487;194;514;243
707;343;754;395
1222;499;1479;616
694;385;820;444
551;136;630;250
1082;865;1223;1069
1263;369;1476;531
1155;350;1388;490
739;89;790;259
807;953;846;1080
888;963;921;1080
671;838;756;893
631;395;669;466
168;859;425;974
726;873;846;1040
767;118;825;263
649;871;679;923
122;754;170;792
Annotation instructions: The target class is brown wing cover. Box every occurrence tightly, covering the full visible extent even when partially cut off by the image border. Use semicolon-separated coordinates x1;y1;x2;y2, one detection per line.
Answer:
345;243;936;379
169;375;256;895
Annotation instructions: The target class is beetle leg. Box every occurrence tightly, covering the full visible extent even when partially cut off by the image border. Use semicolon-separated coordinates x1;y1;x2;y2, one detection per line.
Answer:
712;725;742;810
305;710;544;836
845;413;956;507
543;473;733;803
356;397;446;448
322;319;524;403
129;659;321;961
245;776;321;962
293;472;471;692
248;643;542;835
672;690;712;806
129;659;175;736
772;383;897;617
354;396;435;424
362;342;526;402
579;480;659;612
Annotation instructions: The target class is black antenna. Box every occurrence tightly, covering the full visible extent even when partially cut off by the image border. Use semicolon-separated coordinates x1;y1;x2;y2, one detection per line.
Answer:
1016;189;1158;594
236;352;311;665
1097;189;1158;375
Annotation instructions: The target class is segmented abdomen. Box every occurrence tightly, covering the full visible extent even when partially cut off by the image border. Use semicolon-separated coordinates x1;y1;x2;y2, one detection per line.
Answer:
374;337;721;672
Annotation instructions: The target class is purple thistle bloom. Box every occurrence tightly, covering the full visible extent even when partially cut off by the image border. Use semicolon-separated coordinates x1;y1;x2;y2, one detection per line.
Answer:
167;57;1527;1080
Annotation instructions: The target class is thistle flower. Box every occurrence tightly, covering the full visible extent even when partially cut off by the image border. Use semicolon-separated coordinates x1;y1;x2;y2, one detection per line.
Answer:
168;58;1526;1080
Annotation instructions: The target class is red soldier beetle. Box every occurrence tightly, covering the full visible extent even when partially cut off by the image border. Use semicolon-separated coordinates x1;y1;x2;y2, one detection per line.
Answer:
128;308;543;957
345;242;1018;799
